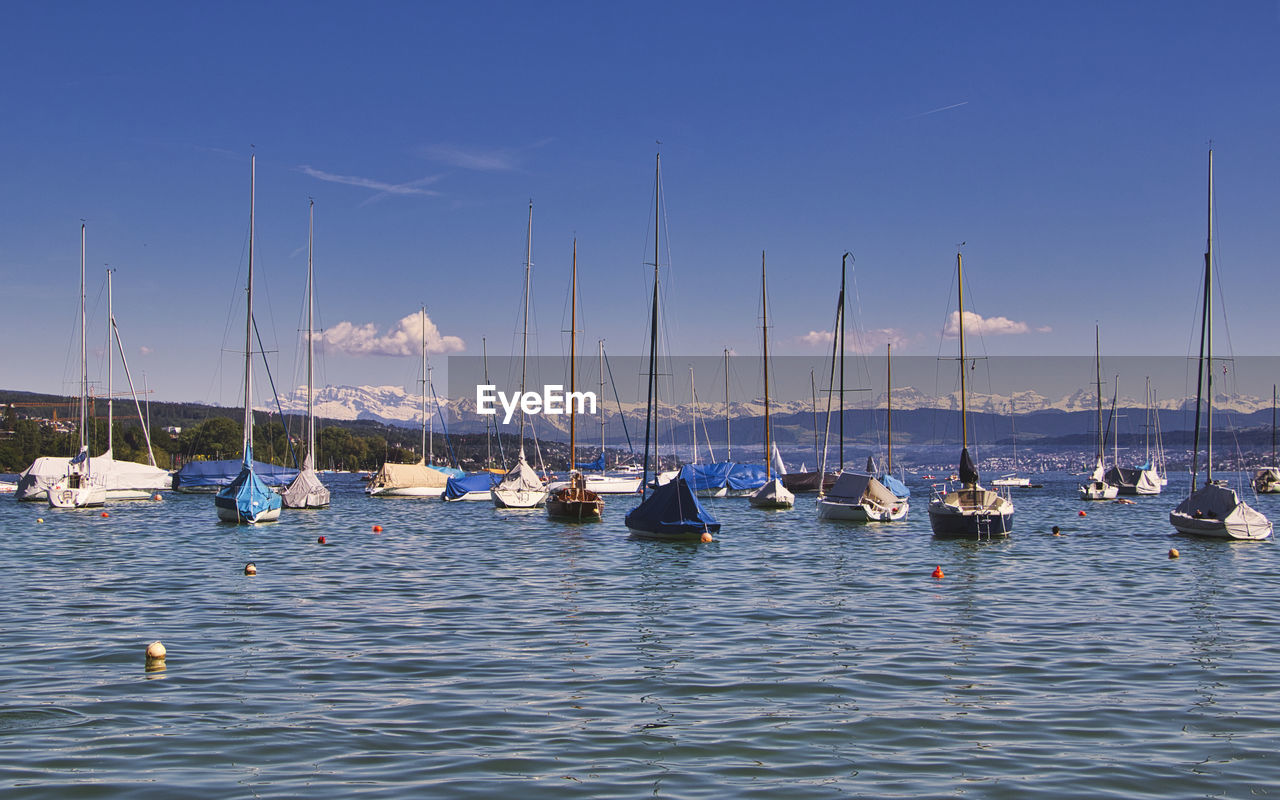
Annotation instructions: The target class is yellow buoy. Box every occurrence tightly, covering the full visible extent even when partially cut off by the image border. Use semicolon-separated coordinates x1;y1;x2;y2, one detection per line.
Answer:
1169;548;1180;559
244;562;257;576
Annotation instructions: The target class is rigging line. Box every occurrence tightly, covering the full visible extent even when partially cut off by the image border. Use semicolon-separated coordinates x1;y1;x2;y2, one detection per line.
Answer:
252;314;299;469
603;346;635;456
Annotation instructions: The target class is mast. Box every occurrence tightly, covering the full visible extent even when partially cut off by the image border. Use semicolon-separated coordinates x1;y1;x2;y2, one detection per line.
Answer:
957;251;967;451
79;223;87;458
838;252;848;471
599;339;606;463
482;337;492;468
724;347;731;461
810;369;819;471
639;153;661;500
569;239;577;468
107;267;113;454
1206;149;1215;485
886;343;893;474
420;306;427;462
761;251;771;480
1094;324;1103;464
243;155;255;462
306;199;316;468
518;200;533;454
1273;384;1277;467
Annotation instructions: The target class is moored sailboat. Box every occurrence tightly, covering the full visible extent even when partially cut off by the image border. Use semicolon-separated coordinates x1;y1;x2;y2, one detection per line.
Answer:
1079;325;1118;500
624;153;720;541
1252;385;1280;494
1170;150;1271;540
749;250;794;509
926;251;1013;538
547;239;603;520
214;155;283;524
282;200;331;509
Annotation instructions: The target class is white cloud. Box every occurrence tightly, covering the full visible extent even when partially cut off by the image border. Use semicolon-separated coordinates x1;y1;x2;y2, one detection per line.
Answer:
420;144;519;172
297;165;440;197
944;311;1030;337
139;346;153;356
315;312;464;357
797;328;910;353
1036;325;1053;334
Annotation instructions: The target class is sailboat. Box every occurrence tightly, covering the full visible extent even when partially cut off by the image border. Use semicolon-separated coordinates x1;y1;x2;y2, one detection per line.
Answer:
574;339;642;494
624;153;721;541
443;337;502;502
926;251;1014;538
816;255;905;522
214;154;283;524
1170;150;1272;540
1106;376;1164;495
1079;325;1119;500
992;399;1035;488
1253;385;1280;494
48;223;107;509
493;201;549;509
367;308;452;498
547;240;604;520
282;200;331;509
749;250;794;509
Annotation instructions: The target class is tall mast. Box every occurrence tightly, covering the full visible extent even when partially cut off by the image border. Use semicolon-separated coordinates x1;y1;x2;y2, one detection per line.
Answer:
1094;325;1103;463
639;153;661;499
482;337;493;468
886;343;893;474
834;252;844;471
957;251;968;451
79;223;87;455
243;155;255;461
1205;149;1214;484
518;200;533;452
761;250;771;480
107;267;114;454
1272;384;1277;467
306;199;316;467
724;347;731;461
569;239;578;468
420;306;427;462
599;339;606;461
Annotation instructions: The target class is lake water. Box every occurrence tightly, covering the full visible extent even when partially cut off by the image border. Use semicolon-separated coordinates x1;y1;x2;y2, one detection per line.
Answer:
2;471;1278;798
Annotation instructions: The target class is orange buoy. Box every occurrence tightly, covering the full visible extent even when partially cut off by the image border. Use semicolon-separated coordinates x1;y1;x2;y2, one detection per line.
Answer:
317;536;326;545
36;518;44;523
153;494;163;502
1169;548;1180;559
700;531;713;543
1078;510;1087;517
101;511;109;518
932;565;944;579
372;525;382;533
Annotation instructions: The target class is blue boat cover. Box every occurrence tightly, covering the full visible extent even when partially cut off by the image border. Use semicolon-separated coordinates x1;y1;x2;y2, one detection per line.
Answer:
625;477;721;537
879;473;911;498
174;459;297;489
428;465;466;479
726;463;769;491
215;458;282;520
677;462;734;493
576;454;606;471
443;471;497;500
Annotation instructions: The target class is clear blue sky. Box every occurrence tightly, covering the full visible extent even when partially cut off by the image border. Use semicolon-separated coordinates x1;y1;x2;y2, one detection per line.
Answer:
4;1;1278;407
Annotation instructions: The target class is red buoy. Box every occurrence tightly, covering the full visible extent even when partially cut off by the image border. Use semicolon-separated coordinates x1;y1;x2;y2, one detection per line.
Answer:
101;511;109;518
317;536;326;545
372;525;382;533
932;565;944;579
1078;510;1087;517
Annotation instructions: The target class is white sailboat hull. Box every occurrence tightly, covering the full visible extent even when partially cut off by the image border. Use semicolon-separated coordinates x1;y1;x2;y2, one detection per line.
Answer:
368;485;445;498
817;497;907;521
48;482;107;508
492;487;549;508
1079;481;1118;500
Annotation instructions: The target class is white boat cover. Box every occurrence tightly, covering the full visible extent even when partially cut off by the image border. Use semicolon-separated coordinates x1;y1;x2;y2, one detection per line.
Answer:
749;477;794;507
826;471;899;507
367;459;449;492
282;456;331;508
1172;483;1272;538
495;454;545;493
16;450;169;500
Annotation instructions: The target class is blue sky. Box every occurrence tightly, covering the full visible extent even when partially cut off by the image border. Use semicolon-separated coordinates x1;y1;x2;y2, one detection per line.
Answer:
4;1;1279;407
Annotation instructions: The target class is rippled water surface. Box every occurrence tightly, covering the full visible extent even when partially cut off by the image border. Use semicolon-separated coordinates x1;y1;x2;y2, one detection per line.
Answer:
2;472;1279;798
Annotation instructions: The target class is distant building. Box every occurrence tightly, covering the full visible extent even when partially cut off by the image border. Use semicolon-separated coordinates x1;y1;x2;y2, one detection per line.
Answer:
165;426;182;436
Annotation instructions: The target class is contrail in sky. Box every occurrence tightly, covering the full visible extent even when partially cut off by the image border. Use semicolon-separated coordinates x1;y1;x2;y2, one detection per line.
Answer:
911;101;969;118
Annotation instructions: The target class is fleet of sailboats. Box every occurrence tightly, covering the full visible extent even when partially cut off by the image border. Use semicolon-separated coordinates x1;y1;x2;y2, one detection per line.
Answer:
11;150;1280;547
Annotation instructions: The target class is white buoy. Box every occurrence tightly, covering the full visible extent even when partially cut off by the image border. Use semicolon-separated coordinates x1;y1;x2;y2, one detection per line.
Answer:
146;641;166;661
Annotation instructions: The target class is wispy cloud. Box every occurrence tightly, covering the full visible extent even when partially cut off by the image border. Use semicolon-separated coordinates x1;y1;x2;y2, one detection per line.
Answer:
419;139;553;172
297;165;441;201
315;312;464;357
139;346;153;356
944;311;1034;338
